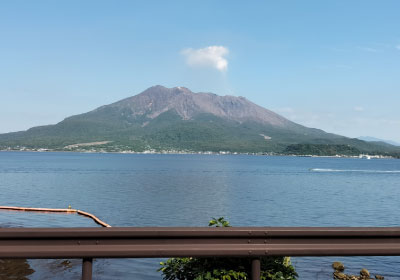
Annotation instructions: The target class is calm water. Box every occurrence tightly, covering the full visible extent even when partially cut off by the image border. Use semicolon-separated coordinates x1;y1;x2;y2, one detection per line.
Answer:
1;151;400;279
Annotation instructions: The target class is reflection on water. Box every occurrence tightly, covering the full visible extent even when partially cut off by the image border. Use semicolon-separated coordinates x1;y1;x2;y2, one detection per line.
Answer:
0;210;102;279
0;223;34;279
28;259;83;280
0;259;34;280
1;152;400;279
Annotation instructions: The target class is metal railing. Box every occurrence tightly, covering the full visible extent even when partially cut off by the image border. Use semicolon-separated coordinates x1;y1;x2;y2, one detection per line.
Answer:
1;227;400;280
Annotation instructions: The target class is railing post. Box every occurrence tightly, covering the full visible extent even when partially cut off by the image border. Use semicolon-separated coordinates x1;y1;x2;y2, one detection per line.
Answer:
251;258;260;280
82;258;93;280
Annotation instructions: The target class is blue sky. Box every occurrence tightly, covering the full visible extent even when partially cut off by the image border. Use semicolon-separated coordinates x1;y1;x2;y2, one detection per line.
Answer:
1;0;400;142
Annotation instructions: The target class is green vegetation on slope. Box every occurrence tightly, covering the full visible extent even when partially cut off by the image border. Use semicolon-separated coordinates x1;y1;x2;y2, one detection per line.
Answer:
283;144;361;156
1;109;399;156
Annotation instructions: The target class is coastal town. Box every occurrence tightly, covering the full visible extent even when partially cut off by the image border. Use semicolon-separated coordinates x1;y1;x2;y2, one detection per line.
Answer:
0;145;395;159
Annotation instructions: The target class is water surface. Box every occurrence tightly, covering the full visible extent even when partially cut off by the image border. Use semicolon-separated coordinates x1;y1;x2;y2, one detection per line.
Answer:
1;152;400;279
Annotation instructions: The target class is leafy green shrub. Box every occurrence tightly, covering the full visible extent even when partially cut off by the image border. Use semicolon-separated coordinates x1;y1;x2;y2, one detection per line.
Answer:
158;218;297;280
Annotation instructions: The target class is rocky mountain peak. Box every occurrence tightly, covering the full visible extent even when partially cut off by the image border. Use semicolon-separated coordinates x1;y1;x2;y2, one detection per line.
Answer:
104;85;291;126
173;86;191;93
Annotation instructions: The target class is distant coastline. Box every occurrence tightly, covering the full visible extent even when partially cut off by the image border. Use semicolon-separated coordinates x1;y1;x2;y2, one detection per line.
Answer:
0;147;396;159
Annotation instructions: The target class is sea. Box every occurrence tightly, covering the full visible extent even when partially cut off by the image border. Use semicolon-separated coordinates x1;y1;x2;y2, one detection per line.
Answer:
0;151;400;279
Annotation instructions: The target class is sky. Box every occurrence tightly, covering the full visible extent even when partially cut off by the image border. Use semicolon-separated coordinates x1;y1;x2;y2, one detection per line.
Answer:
1;0;400;142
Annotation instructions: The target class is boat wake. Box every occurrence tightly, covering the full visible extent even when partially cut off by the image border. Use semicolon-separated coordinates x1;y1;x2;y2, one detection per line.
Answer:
310;168;400;173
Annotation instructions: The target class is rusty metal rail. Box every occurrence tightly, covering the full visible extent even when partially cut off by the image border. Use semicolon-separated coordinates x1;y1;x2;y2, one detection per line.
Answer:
1;227;400;279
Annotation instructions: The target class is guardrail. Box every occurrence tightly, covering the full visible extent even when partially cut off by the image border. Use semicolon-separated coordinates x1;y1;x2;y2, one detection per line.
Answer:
1;227;400;280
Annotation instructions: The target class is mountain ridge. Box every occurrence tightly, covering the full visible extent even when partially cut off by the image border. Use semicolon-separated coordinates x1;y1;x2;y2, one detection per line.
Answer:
92;85;292;127
0;85;399;156
357;136;400;147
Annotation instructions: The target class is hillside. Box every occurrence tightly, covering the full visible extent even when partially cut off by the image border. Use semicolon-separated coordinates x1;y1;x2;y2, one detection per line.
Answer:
358;136;400;147
1;85;399;156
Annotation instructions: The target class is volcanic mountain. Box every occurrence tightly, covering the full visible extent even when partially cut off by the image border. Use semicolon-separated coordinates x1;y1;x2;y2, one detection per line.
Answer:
0;85;398;155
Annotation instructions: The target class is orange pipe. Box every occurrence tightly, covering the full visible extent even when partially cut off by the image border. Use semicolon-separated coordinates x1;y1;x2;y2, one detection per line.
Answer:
0;206;111;227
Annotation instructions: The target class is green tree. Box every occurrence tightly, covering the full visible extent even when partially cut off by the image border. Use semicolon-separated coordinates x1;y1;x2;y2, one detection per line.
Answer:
158;218;297;280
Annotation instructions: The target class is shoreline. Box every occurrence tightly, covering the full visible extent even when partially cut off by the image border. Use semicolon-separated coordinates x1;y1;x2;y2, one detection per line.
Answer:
0;149;396;159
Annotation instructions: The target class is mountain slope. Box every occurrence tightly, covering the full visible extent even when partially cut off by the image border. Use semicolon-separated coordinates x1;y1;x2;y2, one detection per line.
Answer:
358;136;400;147
1;85;399;155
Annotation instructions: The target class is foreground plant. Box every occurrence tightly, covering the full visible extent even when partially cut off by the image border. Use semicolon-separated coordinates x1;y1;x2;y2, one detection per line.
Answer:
158;217;297;280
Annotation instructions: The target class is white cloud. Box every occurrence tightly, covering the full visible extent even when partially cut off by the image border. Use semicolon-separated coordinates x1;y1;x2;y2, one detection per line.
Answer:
354;106;364;112
181;46;229;72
